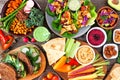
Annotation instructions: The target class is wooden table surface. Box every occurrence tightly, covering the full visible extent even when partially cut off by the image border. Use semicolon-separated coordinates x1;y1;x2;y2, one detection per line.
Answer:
0;0;120;80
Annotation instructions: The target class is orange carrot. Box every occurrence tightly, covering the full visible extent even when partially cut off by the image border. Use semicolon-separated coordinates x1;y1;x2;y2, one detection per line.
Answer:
110;19;116;26
110;14;119;18
6;0;22;15
76;67;96;74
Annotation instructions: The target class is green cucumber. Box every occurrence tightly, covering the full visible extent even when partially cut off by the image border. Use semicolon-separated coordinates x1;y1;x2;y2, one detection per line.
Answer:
68;0;81;11
65;38;75;57
65;38;70;51
68;41;80;58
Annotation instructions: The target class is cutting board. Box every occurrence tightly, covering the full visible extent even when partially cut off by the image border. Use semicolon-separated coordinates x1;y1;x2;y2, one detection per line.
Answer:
56;40;107;80
105;63;120;80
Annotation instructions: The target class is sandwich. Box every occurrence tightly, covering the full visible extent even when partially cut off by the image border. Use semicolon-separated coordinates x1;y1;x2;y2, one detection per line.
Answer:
0;46;41;80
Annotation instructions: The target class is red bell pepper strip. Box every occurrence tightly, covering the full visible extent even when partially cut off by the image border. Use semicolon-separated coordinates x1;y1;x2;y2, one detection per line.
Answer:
0;30;9;44
2;35;14;50
67;58;79;66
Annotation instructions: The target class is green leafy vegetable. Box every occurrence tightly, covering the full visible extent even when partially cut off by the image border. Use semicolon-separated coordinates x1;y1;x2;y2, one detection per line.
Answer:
48;0;54;3
72;11;78;21
106;30;112;42
62;32;76;38
117;51;120;63
25;7;44;27
46;7;55;17
87;2;97;25
84;0;90;5
101;15;108;20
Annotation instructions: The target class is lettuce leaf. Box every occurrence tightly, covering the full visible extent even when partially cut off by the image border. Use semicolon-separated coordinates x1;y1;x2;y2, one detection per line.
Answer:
87;1;97;25
62;32;76;38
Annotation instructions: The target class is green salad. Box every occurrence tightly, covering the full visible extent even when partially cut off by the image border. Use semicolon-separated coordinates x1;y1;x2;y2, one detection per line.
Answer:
46;0;97;38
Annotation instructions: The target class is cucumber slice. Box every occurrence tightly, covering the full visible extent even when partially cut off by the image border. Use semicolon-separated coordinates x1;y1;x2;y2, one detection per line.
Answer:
68;41;80;58
65;38;75;57
68;0;81;11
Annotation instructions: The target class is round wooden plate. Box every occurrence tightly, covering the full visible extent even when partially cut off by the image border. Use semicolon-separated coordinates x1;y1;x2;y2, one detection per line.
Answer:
55;40;107;80
8;44;46;80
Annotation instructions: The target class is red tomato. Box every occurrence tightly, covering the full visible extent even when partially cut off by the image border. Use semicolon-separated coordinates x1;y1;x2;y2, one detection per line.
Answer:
52;75;59;80
47;72;53;79
42;77;49;80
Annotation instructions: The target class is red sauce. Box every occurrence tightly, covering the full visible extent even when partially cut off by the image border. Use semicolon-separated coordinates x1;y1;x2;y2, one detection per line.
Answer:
88;29;105;46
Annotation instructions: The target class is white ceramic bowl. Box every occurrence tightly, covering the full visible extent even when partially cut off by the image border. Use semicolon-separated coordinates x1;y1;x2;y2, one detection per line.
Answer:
75;45;95;65
113;29;120;44
103;44;118;59
86;27;107;48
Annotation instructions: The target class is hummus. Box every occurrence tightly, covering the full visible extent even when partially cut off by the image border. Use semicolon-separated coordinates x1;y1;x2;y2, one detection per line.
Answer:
76;45;95;65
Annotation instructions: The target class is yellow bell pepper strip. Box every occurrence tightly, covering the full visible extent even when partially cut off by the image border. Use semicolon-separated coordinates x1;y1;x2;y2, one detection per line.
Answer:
53;56;67;70
55;64;72;72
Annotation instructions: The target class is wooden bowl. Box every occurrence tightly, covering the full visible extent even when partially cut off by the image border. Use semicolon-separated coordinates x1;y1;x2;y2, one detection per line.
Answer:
96;6;119;30
1;0;41;37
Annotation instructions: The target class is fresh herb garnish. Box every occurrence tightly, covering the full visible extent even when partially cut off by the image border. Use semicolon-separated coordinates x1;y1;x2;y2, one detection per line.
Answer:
101;15;108;20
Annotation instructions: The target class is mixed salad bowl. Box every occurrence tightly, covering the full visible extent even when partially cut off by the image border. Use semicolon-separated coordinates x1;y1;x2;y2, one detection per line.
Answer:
46;0;97;38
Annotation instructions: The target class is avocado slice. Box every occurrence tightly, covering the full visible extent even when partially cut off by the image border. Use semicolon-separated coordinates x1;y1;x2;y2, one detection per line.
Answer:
108;0;120;11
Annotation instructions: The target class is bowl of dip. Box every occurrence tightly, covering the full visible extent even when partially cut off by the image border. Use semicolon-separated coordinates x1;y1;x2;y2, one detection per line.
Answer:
86;27;107;48
75;45;95;65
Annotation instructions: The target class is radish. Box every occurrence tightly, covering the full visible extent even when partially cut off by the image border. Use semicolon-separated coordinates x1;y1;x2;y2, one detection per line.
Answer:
24;0;34;13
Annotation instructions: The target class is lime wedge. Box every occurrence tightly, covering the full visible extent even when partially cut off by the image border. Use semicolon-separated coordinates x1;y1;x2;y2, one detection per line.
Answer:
33;27;50;42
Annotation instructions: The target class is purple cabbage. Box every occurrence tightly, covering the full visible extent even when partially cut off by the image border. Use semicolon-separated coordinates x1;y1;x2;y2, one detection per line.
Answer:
100;10;109;16
48;4;55;12
82;15;88;25
61;2;64;7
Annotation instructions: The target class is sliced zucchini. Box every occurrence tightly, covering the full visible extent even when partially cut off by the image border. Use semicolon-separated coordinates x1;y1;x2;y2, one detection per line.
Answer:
68;0;81;11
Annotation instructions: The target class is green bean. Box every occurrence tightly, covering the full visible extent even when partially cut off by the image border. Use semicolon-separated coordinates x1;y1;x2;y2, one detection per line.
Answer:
0;0;27;31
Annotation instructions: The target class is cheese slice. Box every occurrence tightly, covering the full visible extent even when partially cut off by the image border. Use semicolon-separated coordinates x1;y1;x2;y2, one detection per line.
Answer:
46;49;65;65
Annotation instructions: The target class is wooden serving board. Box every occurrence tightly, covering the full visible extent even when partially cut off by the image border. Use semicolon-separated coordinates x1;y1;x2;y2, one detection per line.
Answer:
56;41;107;80
7;44;46;80
105;63;120;80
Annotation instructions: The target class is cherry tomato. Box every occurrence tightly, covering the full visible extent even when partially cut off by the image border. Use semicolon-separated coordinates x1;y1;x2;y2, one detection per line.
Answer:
42;77;49;80
52;75;59;80
47;72;53;79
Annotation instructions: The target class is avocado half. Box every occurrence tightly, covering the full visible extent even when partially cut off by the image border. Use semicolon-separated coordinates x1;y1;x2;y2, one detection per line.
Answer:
108;0;120;11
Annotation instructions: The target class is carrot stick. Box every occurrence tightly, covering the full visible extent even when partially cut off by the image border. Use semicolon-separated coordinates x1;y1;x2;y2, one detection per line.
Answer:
110;14;119;18
77;67;96;74
68;65;93;75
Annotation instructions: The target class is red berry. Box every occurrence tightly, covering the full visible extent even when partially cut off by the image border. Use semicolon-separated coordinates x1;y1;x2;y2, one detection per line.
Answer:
23;37;29;43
